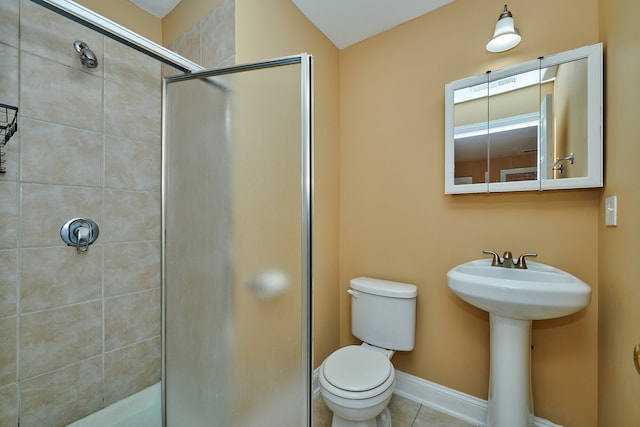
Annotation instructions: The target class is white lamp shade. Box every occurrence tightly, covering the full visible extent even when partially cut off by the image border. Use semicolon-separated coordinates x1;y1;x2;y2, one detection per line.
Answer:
486;14;521;52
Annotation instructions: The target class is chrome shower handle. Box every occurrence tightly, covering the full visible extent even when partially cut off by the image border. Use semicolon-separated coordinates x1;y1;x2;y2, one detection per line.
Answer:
60;218;100;253
75;225;90;252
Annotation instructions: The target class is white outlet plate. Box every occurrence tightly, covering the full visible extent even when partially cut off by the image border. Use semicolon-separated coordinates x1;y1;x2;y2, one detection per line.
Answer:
605;196;617;226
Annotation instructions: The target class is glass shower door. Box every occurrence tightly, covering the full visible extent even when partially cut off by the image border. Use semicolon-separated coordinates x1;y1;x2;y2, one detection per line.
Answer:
162;55;313;427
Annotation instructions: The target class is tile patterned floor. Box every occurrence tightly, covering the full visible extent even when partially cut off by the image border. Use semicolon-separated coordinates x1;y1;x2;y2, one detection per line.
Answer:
313;393;480;427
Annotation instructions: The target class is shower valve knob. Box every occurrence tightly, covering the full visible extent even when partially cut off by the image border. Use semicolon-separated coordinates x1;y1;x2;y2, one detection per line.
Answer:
60;218;100;252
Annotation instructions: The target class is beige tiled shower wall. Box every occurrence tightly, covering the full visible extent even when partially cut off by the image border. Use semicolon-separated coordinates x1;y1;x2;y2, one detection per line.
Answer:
167;0;236;70
0;0;167;425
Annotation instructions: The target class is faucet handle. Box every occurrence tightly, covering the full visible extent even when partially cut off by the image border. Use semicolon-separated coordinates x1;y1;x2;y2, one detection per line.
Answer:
516;253;538;269
482;250;502;266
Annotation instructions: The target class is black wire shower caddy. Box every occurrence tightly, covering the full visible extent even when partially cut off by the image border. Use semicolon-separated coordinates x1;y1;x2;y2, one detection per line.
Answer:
0;103;18;174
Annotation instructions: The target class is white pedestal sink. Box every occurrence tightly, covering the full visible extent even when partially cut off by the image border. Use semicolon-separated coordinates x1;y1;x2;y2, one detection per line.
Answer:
447;258;591;427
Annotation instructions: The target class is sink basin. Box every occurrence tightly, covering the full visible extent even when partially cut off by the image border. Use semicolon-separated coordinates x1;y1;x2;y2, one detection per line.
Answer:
448;258;591;320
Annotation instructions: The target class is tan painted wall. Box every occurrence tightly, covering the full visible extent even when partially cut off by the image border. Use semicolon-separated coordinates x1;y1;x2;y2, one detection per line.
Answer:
234;0;342;367
338;0;599;425
75;0;162;43
598;0;640;425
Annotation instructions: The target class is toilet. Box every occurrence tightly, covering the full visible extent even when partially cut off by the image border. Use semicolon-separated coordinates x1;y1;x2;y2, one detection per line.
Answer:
319;277;417;427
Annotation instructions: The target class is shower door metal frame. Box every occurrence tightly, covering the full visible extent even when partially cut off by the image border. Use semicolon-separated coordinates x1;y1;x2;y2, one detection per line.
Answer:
161;54;314;426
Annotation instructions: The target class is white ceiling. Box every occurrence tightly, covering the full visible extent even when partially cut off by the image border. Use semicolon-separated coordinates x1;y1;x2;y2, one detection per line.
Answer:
129;0;455;47
129;0;182;18
291;0;455;49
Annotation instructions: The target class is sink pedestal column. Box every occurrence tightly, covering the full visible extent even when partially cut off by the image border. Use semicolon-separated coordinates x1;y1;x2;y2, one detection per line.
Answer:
487;314;535;427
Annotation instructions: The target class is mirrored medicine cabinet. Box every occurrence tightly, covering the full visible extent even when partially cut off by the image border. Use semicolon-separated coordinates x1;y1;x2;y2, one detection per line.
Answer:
444;43;603;194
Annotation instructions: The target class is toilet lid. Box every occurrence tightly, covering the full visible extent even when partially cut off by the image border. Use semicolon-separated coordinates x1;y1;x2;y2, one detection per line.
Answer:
323;345;392;392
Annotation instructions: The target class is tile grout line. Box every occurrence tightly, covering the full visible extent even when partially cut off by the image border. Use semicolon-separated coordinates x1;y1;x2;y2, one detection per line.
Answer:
409;404;422;427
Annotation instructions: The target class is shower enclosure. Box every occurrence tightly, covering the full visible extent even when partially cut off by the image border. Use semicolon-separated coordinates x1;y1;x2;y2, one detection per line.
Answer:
2;0;313;425
163;57;314;425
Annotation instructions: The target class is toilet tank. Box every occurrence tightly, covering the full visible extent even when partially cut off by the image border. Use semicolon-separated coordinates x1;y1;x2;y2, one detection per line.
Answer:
349;277;417;351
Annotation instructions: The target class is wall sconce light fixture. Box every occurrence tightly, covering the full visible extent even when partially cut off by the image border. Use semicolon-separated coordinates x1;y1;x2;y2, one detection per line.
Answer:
486;4;521;53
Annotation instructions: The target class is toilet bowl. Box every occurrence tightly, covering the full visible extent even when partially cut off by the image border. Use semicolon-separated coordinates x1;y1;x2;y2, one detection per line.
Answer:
319;345;396;427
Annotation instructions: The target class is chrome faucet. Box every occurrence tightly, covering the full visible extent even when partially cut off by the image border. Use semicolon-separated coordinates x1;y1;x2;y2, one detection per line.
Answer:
482;250;537;269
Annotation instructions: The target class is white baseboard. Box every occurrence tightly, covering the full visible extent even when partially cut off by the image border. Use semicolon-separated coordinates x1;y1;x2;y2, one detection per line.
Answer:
313;368;562;427
393;370;485;426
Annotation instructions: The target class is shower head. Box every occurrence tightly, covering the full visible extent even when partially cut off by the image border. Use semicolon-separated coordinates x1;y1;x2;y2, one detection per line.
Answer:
74;40;98;69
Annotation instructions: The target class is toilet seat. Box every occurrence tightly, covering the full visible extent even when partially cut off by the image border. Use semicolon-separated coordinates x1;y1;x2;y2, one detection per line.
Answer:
320;345;394;400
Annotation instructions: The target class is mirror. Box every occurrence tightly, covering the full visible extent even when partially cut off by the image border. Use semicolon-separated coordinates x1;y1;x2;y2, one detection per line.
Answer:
445;43;603;194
